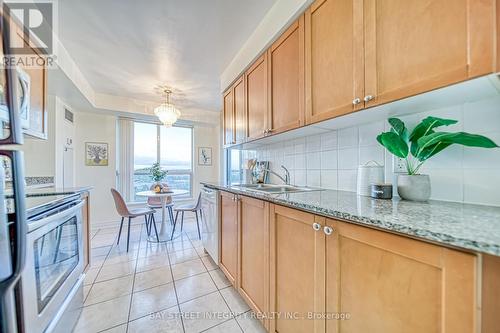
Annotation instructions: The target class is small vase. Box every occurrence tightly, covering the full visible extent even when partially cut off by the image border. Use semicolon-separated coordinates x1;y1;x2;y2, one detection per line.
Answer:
397;174;431;202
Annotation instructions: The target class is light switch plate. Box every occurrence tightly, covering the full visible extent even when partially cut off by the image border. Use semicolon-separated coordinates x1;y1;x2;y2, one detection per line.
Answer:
393;156;406;173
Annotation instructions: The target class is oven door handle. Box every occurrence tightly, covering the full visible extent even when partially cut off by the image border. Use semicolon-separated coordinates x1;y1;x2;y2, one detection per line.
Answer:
28;201;84;233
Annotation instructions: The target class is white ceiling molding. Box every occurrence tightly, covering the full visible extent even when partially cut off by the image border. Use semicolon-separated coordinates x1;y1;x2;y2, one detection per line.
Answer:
220;0;314;91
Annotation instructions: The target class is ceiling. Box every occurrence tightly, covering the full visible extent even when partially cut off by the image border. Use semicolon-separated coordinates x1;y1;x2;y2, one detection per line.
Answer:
57;0;277;112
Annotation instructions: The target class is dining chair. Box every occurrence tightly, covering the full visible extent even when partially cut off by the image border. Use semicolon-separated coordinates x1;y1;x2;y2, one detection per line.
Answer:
170;193;202;240
146;183;174;236
111;188;158;251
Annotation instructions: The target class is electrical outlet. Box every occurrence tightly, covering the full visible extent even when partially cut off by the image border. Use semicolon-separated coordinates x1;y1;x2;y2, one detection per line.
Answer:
393;156;406;173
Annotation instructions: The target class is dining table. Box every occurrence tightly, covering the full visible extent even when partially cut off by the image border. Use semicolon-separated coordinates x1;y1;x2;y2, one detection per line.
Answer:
136;189;188;242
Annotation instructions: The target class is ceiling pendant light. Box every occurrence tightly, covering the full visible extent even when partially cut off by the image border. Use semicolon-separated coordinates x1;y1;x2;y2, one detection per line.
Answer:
154;89;181;127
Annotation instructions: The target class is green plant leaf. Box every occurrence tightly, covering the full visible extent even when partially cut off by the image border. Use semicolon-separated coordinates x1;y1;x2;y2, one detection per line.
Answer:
409;117;458;156
416;132;498;161
377;132;409;158
388;117;408;140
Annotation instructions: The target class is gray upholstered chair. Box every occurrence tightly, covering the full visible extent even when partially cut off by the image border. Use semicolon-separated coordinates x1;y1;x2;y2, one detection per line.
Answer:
170;193;202;240
146;183;175;235
111;188;158;251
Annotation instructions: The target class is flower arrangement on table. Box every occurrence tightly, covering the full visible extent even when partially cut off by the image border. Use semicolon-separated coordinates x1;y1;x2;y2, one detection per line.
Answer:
149;162;170;193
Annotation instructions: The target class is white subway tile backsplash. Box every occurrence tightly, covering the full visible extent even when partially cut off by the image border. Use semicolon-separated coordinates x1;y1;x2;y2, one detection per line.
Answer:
338;170;357;192
295;170;306;186
306;135;322;152
463;169;500;206
306;152;321;170
320;131;338;150
307;170;321;187
359;121;384;147
338;127;358;148
425;169;464;202
463;95;500;134
320;150;337;170
320;170;338;189
338;148;358;170
359;145;385;166
237;95;500;206
294;138;306;154
295;154;306;170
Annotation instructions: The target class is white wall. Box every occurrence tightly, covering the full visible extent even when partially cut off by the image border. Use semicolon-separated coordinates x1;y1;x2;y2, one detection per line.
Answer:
23;96;56;177
237;95;500;207
74;112;118;224
193;124;220;197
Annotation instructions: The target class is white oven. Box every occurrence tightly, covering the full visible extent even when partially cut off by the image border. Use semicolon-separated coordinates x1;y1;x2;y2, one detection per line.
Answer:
20;198;85;333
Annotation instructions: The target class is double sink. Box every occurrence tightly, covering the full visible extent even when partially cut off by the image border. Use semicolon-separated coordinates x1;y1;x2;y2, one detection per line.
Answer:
234;183;321;194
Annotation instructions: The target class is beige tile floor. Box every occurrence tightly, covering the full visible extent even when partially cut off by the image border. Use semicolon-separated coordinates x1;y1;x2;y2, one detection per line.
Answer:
74;216;266;333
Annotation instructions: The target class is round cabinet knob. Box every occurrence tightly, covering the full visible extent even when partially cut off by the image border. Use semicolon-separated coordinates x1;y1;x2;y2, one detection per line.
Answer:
323;226;334;236
312;223;321;231
352;97;361;105
364;95;374;102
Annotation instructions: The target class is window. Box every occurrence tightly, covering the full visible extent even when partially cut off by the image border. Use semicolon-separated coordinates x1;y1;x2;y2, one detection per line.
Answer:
133;122;193;201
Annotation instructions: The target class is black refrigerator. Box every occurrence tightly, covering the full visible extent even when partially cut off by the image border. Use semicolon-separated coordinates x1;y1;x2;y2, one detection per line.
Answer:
0;6;28;333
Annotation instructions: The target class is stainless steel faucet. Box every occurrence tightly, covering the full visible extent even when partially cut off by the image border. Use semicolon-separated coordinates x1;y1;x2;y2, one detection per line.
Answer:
264;165;291;185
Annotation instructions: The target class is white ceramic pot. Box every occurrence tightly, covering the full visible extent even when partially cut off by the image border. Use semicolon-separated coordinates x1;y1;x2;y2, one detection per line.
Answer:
397;174;431;202
357;161;384;196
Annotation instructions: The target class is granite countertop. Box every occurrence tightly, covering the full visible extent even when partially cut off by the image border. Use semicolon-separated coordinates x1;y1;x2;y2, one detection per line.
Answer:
25;186;93;197
202;182;500;257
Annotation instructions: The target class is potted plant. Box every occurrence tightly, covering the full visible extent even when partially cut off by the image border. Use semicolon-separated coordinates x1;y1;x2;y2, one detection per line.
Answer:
377;116;498;201
149;162;167;193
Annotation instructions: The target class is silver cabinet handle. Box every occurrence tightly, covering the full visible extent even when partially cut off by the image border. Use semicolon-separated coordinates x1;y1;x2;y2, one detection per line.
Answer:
323;226;334;236
364;95;374;102
312;223;321;231
352;97;361;105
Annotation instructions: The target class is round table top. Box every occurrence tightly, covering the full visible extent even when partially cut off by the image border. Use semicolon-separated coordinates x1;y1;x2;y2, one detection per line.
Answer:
136;189;189;197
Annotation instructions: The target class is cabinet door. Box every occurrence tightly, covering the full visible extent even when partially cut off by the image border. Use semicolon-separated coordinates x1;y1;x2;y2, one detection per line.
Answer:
246;54;268;140
364;0;495;108
219;191;238;285
268;16;305;135
325;218;477;333
233;76;246;144
305;0;364;125
223;88;234;145
238;196;269;328
269;205;325;333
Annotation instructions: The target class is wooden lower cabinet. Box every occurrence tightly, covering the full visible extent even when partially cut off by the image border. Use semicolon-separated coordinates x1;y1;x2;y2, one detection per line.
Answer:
269;205;325;333
325;218;477;333
220;191;239;285
225;200;480;333
238;196;270;328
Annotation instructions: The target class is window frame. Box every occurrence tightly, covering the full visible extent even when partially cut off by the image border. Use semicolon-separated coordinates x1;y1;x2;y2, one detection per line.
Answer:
132;121;194;201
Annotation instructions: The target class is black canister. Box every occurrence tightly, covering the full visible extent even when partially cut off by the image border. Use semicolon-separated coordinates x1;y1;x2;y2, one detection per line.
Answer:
370;183;393;199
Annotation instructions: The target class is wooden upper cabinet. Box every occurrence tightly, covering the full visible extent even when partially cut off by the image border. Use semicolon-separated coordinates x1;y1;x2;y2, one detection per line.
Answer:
238;196;269;328
233;76;246;144
325;218;477;333
268;16;305;135
363;0;496;108
223;88;234;146
269;205;325;333
245;53;268;140
219;191;238;285
305;0;364;125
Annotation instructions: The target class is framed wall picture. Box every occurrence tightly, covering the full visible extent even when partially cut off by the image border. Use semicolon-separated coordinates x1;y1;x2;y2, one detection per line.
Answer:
85;142;109;166
198;147;212;166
